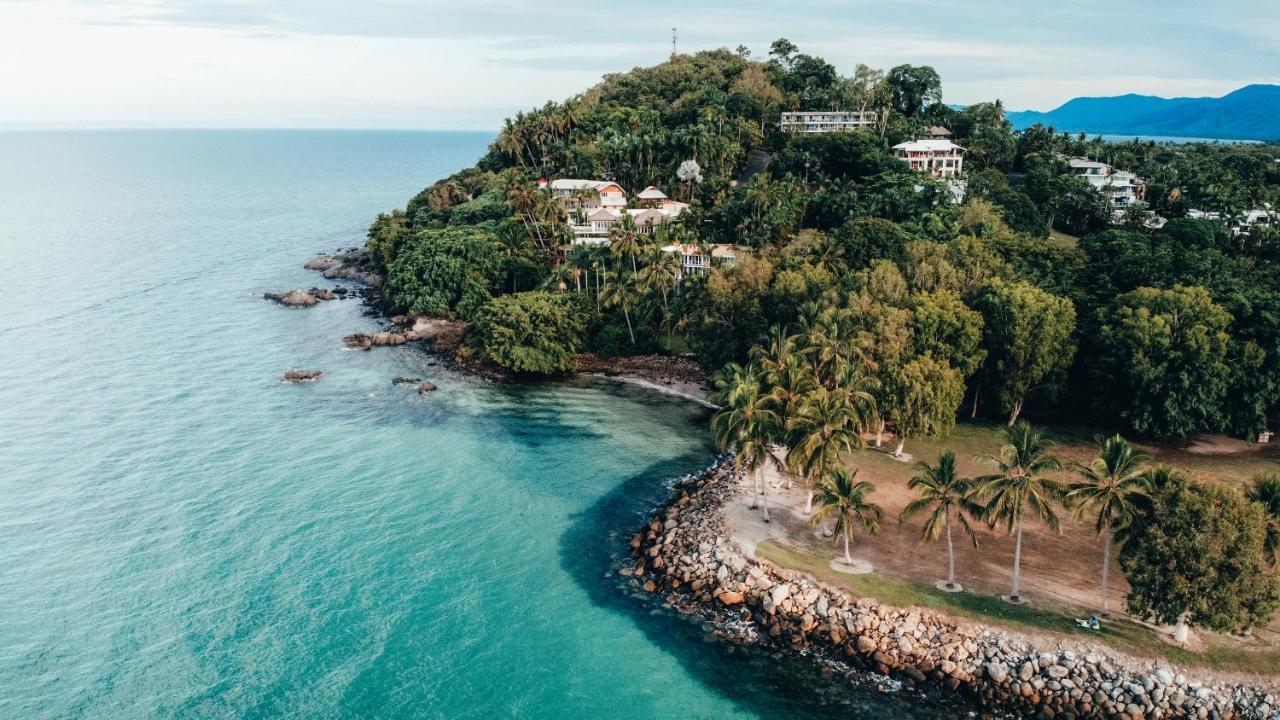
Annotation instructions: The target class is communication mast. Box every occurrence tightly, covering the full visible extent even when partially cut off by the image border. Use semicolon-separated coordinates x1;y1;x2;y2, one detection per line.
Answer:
671;27;678;58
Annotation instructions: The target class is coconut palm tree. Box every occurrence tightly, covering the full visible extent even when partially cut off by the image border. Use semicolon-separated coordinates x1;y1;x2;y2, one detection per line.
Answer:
710;363;781;521
1065;434;1151;616
1247;473;1280;566
811;468;882;565
599;272;639;345
637;251;679;343
975;420;1064;603
787;387;868;514
900;451;981;591
609;213;642;275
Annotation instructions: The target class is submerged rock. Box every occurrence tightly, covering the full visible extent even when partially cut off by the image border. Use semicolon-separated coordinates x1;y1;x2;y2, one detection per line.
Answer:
418;382;437;394
391;377;422;386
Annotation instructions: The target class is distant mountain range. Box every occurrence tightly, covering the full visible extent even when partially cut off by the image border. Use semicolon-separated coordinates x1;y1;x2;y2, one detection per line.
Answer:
1005;84;1280;141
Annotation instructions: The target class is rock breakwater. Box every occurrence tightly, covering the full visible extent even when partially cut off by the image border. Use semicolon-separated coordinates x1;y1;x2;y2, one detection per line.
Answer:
626;462;1278;720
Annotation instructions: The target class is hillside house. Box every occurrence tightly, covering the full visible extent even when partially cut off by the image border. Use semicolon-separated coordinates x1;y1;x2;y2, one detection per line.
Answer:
892;139;966;178
555;180;687;243
1068;158;1147;208
659;242;741;280
547;178;627;211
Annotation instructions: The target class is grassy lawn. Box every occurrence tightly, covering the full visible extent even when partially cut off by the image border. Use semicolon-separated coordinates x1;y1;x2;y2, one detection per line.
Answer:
1048;229;1080;248
758;539;1280;676
657;333;691;354
867;420;1280;490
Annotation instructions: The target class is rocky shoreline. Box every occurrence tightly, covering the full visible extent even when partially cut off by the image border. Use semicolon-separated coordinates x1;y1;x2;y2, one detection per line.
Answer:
626;461;1279;720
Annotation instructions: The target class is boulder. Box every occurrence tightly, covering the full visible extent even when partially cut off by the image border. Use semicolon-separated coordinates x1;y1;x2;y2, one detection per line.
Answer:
267;289;317;307
418;382;438;394
282;370;323;383
313;288;337;301
392;377;422;386
344;333;374;350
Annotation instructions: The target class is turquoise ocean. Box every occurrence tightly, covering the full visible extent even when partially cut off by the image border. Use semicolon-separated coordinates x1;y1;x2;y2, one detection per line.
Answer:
0;130;957;719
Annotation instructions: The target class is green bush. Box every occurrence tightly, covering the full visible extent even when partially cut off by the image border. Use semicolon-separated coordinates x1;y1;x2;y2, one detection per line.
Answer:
474;291;585;374
384;227;501;318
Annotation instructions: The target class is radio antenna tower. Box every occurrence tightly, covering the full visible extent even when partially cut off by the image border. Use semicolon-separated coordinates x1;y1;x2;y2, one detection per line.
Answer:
671;27;678;58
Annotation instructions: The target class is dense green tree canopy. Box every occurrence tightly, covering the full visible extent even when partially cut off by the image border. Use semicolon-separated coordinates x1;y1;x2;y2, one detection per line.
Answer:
384;227;502;318
473;291;585;374
1092;285;1232;439
973;280;1077;424
1121;473;1280;634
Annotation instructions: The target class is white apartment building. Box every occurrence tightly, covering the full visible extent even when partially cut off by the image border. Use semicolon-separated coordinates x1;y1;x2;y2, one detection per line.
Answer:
1068;158;1147;208
779;111;877;134
892;139;966;178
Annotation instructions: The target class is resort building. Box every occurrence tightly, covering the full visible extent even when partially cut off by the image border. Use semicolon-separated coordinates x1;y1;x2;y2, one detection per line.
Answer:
1188;206;1276;237
1068;158;1147;208
892;139;966;178
658;242;741;280
553;179;688;244
779;111;877;134
926;126;953;139
547;178;627;211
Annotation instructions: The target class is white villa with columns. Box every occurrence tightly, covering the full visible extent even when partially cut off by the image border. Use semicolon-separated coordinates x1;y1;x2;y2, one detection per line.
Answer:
892;139;966;178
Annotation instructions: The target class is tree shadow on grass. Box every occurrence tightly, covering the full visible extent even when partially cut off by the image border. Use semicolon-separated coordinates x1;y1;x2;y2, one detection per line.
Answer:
557;450;974;720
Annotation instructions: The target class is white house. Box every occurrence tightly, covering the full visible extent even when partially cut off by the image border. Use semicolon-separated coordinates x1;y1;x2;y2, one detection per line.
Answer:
548;179;627;211
554;179;688;244
1188;206;1276;237
1068;158;1147;208
779;111;877;134
658;242;741;279
892;139;966;178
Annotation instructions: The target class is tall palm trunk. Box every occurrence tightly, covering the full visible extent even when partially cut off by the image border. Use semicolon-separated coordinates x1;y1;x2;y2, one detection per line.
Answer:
760;469;771;523
946;514;957;589
747;466;760;510
894;438;906;458
1010;524;1024;601
1100;526;1113;616
875;420;885;447
970;383;981;418
843;525;853;564
622;307;635;344
1174;611;1190;643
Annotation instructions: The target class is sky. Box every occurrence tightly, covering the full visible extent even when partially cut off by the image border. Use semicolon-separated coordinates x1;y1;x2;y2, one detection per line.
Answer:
1;0;1277;130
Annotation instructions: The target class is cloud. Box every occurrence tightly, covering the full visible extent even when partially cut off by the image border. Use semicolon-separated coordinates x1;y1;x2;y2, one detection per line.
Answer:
2;0;1275;127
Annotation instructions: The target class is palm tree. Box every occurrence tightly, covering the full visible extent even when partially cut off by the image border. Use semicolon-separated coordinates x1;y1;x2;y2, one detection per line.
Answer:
1065;434;1151;616
599;273;639;345
900;451;981;591
811;468;882;565
710;363;781;521
787;388;868;514
637;251;679;343
609;213;642;275
975;421;1064;603
1247;473;1280;567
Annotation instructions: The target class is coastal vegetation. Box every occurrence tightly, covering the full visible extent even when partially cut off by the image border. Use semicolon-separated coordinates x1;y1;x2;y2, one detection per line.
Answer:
359;40;1280;666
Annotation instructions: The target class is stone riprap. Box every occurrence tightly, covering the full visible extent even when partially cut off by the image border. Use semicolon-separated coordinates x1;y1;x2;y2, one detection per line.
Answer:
626;461;1279;720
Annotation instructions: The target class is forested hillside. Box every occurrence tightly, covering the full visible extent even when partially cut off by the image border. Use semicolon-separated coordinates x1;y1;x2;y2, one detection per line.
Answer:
362;41;1280;441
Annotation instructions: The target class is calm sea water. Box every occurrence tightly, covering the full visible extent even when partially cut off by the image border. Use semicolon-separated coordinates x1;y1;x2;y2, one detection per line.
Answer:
0;130;957;719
